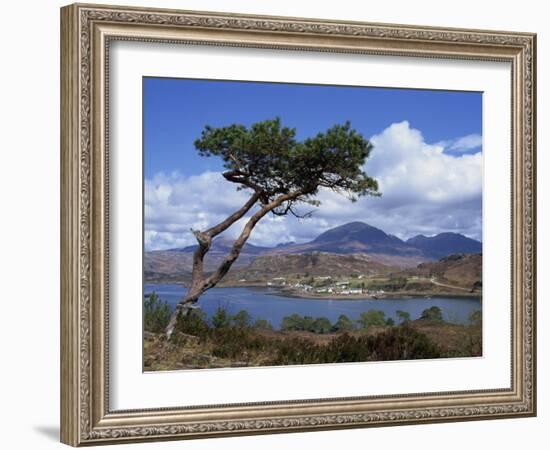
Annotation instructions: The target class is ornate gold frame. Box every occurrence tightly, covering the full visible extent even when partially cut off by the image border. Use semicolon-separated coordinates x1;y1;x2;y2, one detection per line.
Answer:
60;3;536;446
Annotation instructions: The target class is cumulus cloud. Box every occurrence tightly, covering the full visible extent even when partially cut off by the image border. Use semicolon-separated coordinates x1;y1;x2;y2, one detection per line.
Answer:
367;121;482;204
144;171;252;250
144;121;482;250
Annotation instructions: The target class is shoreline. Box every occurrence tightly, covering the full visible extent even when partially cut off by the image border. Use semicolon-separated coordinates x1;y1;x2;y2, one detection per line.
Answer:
144;280;481;301
266;288;481;301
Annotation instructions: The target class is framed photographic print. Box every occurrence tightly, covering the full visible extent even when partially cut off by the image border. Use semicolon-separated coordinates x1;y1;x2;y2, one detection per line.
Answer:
60;3;536;446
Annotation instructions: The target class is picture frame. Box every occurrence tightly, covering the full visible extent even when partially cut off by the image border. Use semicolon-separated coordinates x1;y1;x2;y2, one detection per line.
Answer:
60;2;536;446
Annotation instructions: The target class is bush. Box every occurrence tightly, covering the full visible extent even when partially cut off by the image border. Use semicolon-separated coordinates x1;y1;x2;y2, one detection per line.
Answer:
271;337;322;365
167;305;444;365
209;322;273;360
364;325;441;360
271;326;441;365
301;316;316;332
143;292;171;333
211;306;231;329
175;308;210;337
332;314;355;332
312;317;332;334
231;310;252;328
420;306;444;322
211;327;254;358
281;313;304;331
281;314;334;334
323;326;441;362
357;310;386;329
396;310;411;325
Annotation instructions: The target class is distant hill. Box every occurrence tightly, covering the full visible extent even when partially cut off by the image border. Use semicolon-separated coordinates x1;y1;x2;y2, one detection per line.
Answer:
398;253;482;291
226;252;397;282
275;241;296;248
144;222;482;282
145;236;267;281
267;222;426;262
406;233;482;259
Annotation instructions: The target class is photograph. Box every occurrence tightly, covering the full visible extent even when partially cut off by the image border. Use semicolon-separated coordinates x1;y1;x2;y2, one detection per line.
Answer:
56;2;537;446
142;78;484;371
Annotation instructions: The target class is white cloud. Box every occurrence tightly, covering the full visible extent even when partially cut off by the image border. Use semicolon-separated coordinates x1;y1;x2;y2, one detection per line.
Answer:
144;171;254;250
144;121;482;250
438;133;482;153
367;121;482;204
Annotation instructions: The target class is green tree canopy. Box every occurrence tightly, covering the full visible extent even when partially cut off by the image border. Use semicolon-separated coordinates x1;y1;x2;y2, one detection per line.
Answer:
281;313;304;331
312;317;333;334
358;310;386;329
420;306;444;322
194;118;379;213
211;307;231;329
143;292;171;333
230;310;252;328
333;314;355;332
396;310;411;325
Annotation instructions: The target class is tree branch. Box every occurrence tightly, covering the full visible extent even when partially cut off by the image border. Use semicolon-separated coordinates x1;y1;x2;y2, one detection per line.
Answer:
178;191;262;307
189;229;211;282
227;152;245;172
223;170;270;204
204;189;308;289
205;191;262;237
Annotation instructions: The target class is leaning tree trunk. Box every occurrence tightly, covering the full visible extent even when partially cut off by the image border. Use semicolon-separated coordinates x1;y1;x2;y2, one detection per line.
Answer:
164;286;204;339
164;188;306;339
164;229;212;339
164;191;262;339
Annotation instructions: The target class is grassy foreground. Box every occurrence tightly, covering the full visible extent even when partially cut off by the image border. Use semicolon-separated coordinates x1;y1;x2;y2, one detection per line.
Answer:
143;295;482;371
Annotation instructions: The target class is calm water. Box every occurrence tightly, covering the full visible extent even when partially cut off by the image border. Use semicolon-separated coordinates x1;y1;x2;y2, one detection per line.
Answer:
144;284;481;328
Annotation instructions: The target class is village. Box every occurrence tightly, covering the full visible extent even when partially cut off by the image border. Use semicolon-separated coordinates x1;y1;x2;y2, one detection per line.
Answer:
266;275;387;298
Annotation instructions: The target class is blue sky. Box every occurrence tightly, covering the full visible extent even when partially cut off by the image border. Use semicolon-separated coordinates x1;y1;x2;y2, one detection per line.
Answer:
144;77;482;251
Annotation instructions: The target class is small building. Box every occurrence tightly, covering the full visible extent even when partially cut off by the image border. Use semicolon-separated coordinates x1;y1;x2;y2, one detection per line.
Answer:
270;277;286;286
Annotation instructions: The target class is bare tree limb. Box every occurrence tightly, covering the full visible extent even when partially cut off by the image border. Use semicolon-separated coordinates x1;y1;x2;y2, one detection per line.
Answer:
205;191;262;237
164;190;263;339
222;170;270;204
203;189;308;290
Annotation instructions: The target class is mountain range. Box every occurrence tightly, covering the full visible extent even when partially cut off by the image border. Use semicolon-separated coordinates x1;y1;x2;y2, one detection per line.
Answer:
268;222;424;259
145;222;481;279
406;232;482;259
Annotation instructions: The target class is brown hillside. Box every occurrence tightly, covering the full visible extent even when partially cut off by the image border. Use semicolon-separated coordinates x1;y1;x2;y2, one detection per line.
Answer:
399;253;482;290
229;252;397;280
